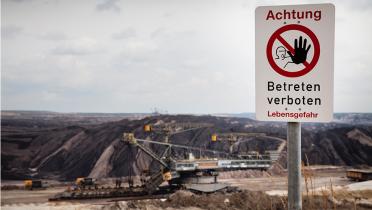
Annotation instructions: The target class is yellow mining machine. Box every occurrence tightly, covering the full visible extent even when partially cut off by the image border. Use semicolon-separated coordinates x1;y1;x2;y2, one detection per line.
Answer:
24;179;47;190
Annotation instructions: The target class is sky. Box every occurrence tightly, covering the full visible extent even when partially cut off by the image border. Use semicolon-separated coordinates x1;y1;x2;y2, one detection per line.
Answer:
1;0;372;114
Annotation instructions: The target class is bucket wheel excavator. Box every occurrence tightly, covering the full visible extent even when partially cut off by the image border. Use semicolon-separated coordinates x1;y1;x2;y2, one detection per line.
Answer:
50;122;276;201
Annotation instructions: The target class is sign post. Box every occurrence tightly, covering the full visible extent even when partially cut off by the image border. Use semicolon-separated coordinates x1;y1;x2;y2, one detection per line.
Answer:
255;4;335;210
287;122;301;209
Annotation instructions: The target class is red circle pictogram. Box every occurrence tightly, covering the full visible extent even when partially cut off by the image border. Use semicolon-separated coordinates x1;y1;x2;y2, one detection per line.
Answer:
266;24;320;78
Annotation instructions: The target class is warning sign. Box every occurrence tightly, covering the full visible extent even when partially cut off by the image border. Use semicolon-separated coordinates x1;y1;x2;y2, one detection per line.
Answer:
255;4;335;122
267;24;320;78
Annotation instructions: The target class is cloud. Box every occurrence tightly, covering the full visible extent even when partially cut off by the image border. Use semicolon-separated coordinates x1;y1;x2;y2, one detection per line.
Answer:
1;25;23;39
2;0;372;113
112;27;136;39
39;32;68;41
50;38;102;55
96;0;121;13
338;0;372;11
7;0;29;3
151;27;167;39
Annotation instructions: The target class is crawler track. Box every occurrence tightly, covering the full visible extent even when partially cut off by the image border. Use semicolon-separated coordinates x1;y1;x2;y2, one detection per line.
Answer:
48;186;175;201
108;194;170;202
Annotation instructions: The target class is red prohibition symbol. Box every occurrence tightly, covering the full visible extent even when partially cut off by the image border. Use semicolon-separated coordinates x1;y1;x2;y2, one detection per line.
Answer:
266;24;320;78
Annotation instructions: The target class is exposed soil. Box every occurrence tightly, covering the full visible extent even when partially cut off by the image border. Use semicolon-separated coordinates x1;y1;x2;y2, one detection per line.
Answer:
2;168;372;210
148;189;372;210
2;113;372;180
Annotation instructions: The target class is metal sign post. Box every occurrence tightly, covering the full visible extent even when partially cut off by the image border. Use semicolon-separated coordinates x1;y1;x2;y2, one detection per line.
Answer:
287;122;301;210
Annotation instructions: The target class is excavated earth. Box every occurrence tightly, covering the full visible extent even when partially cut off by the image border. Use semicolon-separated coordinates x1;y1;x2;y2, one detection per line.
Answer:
1;112;372;180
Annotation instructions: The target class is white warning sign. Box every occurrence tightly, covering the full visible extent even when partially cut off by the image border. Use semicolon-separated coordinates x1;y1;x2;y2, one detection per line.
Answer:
255;4;335;122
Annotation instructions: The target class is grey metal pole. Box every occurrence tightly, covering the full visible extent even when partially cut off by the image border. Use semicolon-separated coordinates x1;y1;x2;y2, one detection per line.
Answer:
287;122;302;210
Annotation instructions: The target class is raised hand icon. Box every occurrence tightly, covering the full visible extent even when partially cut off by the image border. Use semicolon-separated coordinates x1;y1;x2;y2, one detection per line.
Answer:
287;36;311;65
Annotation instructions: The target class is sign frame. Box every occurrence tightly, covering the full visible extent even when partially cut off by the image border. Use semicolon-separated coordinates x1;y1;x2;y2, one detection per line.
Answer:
255;3;335;123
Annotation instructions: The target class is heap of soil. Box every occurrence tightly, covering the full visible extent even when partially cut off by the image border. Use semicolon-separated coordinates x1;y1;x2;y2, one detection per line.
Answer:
137;190;372;210
2;114;372;180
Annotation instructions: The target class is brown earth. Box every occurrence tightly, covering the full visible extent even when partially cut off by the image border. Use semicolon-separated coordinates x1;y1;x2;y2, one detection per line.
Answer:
1;168;371;210
147;189;372;210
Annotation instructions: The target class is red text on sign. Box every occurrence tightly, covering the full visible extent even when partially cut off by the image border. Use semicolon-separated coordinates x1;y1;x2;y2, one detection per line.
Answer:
266;9;321;21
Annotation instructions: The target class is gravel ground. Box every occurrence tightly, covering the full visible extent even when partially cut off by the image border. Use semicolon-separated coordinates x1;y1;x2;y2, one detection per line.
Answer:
1;167;371;209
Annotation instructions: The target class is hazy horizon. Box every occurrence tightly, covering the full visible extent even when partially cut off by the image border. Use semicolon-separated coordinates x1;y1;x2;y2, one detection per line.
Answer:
2;109;372;115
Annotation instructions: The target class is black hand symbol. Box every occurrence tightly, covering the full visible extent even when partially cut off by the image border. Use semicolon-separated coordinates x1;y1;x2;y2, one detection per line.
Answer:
287;36;311;65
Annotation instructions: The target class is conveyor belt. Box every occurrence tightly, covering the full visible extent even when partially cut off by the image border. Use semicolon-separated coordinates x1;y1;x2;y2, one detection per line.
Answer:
135;138;231;156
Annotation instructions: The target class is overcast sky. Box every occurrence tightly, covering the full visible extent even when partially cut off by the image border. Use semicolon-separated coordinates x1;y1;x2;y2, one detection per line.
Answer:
2;0;372;113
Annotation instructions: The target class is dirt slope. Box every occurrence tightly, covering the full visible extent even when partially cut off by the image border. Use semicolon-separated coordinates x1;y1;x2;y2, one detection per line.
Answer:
2;114;372;180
